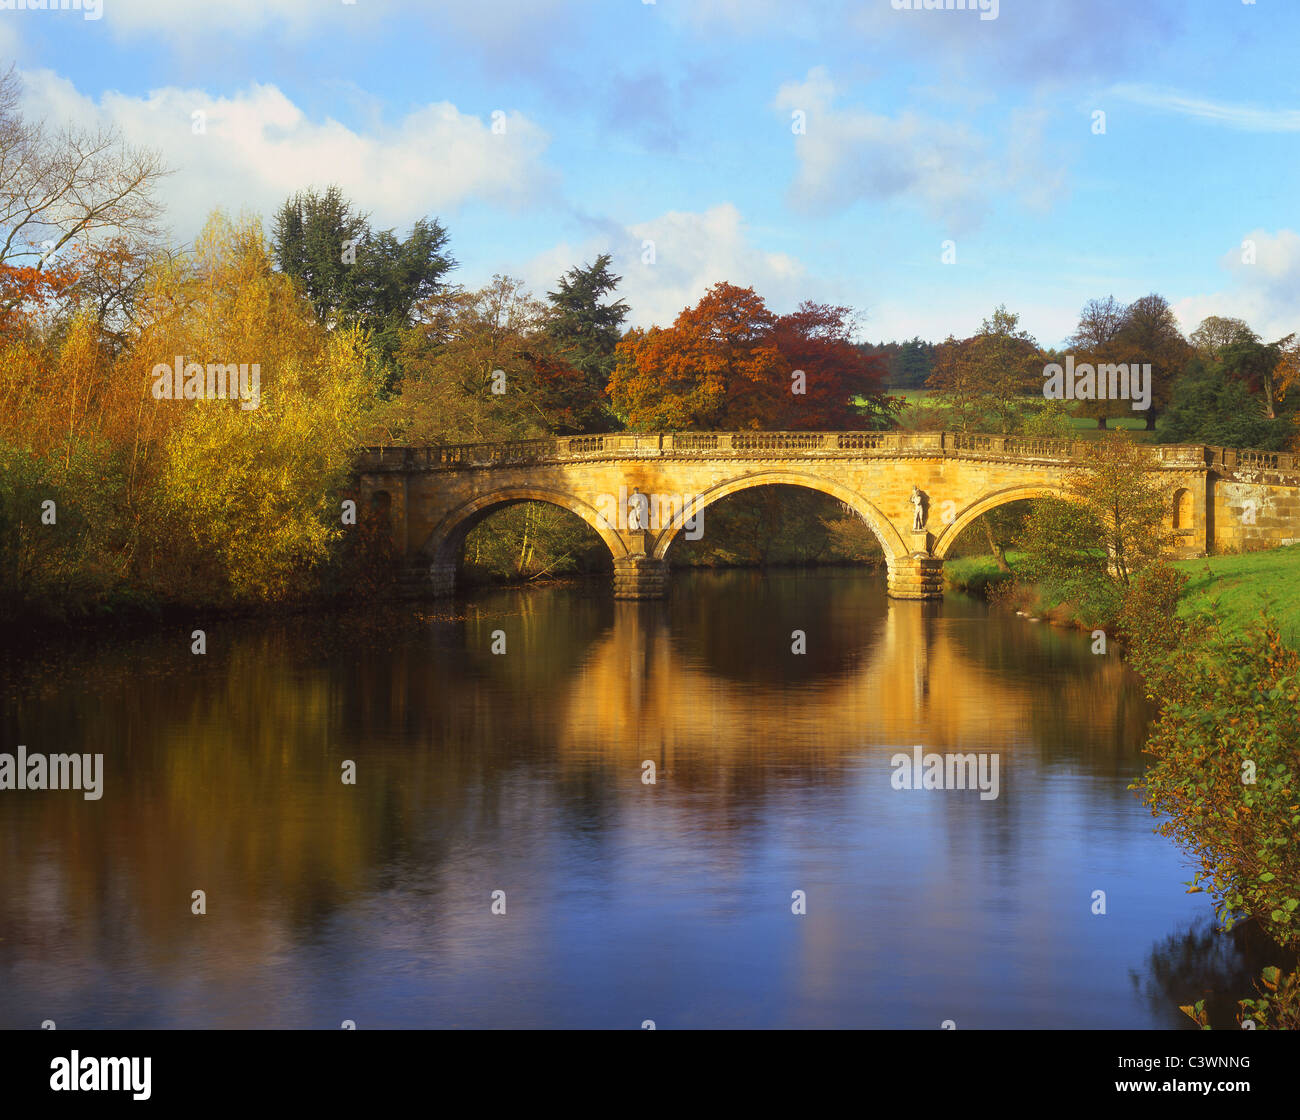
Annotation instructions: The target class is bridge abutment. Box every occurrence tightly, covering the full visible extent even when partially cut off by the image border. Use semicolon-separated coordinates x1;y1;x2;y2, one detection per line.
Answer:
887;553;945;600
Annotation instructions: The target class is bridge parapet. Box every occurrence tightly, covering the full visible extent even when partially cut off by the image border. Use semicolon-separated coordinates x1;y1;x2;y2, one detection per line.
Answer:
1208;446;1296;472
354;431;1229;474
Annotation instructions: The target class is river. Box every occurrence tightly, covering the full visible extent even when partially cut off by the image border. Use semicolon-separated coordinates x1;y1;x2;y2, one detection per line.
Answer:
0;570;1268;1028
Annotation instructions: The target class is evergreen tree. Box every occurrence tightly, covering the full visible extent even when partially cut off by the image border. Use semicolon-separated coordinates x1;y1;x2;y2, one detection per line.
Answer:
1156;360;1295;451
545;253;629;405
271;186;456;375
892;337;935;389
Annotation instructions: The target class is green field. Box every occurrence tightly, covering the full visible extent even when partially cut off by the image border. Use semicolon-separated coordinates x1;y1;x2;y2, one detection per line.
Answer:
881;388;1153;436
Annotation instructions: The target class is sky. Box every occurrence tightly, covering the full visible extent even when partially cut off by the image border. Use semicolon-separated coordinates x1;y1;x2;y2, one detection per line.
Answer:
4;0;1300;348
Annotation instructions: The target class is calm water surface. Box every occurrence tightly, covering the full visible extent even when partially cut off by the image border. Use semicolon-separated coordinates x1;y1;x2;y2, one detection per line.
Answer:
0;571;1258;1028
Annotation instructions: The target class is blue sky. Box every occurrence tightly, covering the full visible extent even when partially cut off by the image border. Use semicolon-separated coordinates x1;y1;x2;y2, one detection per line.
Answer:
5;0;1300;347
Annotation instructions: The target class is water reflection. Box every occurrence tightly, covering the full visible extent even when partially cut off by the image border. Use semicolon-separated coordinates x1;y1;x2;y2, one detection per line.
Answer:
1132;915;1298;1029
0;570;1262;1027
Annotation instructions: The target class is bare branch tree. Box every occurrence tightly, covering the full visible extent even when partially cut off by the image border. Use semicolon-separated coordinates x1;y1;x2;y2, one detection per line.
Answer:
0;64;170;317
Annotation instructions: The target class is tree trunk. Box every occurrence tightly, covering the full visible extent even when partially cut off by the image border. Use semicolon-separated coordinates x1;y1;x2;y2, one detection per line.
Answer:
518;505;532;576
983;521;1011;573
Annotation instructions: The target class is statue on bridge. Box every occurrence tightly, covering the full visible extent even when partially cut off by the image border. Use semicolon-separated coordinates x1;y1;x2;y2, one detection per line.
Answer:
910;485;927;532
627;487;650;533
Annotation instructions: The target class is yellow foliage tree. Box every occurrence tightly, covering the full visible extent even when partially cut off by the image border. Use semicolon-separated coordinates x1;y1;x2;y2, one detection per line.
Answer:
144;212;381;601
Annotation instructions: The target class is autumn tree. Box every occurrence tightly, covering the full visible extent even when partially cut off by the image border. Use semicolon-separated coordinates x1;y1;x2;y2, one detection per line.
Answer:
1112;293;1192;430
1068;295;1129;429
609;283;781;430
366;275;578;444
1189;315;1255;360
0;260;79;335
1269;334;1300;419
768;302;890;428
608;282;889;431
141;212;381;602
926;305;1043;433
1015;431;1176;625
60;237;171;350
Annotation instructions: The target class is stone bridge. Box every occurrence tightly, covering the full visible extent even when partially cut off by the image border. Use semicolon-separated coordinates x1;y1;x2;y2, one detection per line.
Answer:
352;431;1300;599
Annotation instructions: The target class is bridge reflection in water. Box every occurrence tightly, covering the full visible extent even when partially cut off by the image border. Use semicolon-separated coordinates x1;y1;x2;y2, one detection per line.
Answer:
1;570;1219;1029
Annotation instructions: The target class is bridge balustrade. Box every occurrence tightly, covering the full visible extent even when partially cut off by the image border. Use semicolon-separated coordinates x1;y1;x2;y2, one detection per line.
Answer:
354;432;1292;476
1232;449;1292;470
670;433;720;451
731;433;827;451
835;433;887;450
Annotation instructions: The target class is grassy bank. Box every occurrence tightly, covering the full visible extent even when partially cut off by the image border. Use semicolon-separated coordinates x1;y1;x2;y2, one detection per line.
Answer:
1172;544;1300;649
943;551;1024;598
945;543;1300;646
943;551;1101;630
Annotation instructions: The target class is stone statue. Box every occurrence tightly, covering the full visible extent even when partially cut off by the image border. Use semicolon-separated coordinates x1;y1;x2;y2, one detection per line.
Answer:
910;485;926;532
628;488;648;532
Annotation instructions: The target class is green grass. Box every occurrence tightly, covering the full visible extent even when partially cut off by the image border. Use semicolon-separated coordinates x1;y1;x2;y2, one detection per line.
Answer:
943;551;1024;596
1173;544;1300;649
877;389;1153;438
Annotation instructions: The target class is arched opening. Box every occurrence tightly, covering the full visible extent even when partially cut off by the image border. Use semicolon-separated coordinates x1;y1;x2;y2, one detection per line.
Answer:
932;486;1066;561
461;502;612;585
662;482;886;571
1172;488;1192;531
936;496;1038;595
650;470;906;563
425;489;623;587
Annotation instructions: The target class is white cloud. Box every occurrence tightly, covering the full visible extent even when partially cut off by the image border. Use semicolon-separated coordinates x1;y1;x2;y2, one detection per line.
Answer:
97;0;588;70
18;69;555;241
773;67;1026;232
524;204;807;329
101;0;391;39
1174;230;1300;341
1109;85;1300;132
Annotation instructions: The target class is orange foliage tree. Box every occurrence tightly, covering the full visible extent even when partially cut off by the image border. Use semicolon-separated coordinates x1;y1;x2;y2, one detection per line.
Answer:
0;261;80;334
608;282;889;431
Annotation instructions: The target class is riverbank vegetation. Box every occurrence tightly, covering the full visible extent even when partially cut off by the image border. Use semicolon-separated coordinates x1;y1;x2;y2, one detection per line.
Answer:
946;526;1300;650
1120;568;1300;1028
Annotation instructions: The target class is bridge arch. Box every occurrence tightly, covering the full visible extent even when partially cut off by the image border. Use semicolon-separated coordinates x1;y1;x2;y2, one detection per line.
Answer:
931;484;1069;561
423;486;628;566
650;470;909;561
